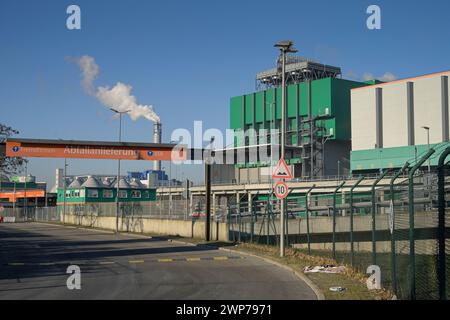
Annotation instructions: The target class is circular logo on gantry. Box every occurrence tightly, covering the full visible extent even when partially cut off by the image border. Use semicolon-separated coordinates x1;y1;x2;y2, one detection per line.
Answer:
12;146;20;152
147;151;154;156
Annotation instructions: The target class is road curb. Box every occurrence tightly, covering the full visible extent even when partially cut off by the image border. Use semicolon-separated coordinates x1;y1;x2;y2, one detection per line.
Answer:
217;247;325;301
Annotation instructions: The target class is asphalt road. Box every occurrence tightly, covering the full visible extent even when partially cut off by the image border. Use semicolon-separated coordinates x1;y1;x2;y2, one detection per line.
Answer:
0;223;317;300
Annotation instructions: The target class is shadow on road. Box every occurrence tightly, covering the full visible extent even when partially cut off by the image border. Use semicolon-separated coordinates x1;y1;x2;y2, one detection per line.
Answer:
0;223;218;282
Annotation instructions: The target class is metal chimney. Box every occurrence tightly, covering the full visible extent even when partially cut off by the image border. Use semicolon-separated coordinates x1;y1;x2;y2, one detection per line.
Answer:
153;122;162;171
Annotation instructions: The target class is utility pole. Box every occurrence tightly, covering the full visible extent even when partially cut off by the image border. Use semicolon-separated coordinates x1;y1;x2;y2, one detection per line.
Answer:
274;40;297;257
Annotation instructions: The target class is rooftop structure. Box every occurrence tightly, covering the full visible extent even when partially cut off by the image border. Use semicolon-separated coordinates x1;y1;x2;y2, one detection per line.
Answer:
256;56;341;90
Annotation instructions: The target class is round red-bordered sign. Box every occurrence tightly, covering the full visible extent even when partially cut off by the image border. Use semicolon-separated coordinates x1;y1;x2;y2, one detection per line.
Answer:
274;181;289;199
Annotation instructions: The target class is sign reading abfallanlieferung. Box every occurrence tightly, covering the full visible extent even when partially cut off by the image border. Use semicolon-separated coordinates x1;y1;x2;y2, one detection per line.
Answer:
6;139;186;161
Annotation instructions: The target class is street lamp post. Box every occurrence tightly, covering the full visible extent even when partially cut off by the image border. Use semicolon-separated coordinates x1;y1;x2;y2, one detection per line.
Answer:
110;108;131;233
422;126;431;173
274;40;298;258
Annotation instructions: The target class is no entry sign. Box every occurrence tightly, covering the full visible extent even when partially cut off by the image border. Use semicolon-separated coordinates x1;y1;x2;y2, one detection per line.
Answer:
274;181;289;199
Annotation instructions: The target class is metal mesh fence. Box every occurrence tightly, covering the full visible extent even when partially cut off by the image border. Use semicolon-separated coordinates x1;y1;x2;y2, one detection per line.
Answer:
226;159;449;300
0;198;227;224
440;165;450;300
392;178;411;300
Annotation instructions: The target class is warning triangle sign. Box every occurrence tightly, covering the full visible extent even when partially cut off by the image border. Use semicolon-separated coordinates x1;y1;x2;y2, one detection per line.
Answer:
272;158;293;179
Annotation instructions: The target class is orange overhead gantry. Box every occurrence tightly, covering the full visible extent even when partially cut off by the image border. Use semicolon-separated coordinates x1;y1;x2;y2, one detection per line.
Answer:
5;138;187;161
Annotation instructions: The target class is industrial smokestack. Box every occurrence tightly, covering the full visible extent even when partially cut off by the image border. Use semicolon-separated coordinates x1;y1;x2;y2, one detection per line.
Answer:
153;122;162;171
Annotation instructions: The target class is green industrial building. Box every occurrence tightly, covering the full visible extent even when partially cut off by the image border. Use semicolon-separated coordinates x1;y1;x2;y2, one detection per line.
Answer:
228;55;448;179
56;176;156;205
230;75;369;181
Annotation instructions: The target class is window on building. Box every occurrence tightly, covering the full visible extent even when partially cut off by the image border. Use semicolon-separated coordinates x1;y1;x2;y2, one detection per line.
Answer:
119;190;127;199
74;190;80;197
131;190;141;199
65;190;70;198
103;190;113;198
87;189;99;198
143;191;150;198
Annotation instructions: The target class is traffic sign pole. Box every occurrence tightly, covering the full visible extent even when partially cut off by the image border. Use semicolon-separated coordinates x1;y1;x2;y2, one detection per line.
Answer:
280;48;286;258
274;40;296;258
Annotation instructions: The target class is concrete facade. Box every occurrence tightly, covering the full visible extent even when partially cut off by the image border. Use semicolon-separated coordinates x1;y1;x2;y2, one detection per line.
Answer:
351;70;450;151
351;70;450;171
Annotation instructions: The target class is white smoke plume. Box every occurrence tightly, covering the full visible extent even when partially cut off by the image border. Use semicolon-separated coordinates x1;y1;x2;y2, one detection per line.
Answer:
75;55;99;95
72;55;160;123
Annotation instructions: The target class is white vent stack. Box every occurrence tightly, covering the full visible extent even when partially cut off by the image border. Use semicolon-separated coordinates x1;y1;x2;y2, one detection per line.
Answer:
153;122;162;171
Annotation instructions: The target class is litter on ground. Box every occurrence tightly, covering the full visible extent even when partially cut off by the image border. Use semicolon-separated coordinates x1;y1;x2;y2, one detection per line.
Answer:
329;286;346;292
303;265;346;274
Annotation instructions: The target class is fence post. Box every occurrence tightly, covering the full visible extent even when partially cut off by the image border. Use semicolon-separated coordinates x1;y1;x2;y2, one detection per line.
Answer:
305;184;315;255
249;192;254;243
226;206;231;242
267;196;271;245
333;181;346;260
390;161;410;297
408;148;435;300
371;170;390;265
349;177;364;267
437;147;450;300
238;209;241;243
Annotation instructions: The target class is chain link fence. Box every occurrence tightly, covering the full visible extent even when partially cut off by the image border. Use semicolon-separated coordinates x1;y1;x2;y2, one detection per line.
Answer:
227;146;450;300
1;198;228;224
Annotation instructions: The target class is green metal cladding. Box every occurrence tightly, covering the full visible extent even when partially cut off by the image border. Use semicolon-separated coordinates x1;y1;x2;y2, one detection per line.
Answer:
351;143;450;171
229;77;366;146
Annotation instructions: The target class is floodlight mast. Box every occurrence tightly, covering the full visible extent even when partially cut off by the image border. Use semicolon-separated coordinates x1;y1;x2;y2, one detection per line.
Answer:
274;40;297;258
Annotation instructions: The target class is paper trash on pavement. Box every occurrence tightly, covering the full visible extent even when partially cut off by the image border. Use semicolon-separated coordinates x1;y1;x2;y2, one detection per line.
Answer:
303;265;345;274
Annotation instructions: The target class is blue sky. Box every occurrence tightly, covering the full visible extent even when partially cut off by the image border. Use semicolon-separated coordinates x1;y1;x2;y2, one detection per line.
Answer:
1;0;450;188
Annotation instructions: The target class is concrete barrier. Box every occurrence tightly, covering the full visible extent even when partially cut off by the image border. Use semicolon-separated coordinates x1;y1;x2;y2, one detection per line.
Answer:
0;216;16;223
62;214;229;241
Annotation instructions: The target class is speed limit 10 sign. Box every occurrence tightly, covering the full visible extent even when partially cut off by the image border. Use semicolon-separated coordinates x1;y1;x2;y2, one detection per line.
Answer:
274;181;289;199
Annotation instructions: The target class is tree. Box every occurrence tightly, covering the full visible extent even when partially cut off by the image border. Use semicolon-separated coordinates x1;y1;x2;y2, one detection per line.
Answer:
0;123;27;178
